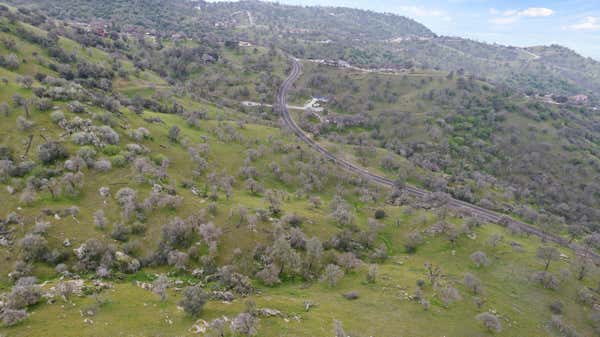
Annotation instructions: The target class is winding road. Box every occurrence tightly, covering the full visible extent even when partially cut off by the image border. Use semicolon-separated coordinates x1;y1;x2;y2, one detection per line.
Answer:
276;57;600;263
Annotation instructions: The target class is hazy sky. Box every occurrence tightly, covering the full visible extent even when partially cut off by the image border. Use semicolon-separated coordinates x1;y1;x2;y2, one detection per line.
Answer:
220;0;600;60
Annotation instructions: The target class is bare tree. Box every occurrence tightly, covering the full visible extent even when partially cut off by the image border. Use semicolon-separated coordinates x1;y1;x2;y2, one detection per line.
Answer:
536;246;560;271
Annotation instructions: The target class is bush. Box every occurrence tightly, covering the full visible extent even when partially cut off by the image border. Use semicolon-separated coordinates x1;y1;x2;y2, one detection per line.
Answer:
4;53;20;70
97;126;120;145
16;116;35;131
64;156;86;171
72;132;94;146
577;287;597;306
35;98;52;111
404;231;424;253
102;145;120;156
1;309;27;326
129;127;151;141
366;264;378;283
168;125;180;143
50;111;66;124
218;266;253;296
20;234;48;262
374;209;386;219
470;251;490;267
476;312;502;332
531;271;561;290
111;155;127;168
77;147;97;165
6;277;41;309
111;223;131;242
550;315;580;337
230;312;257;336
321;264;344;287
161;217;193;248
549;300;563;314
38;141;68;164
94;159;112;172
68;101;85;113
179;285;208;317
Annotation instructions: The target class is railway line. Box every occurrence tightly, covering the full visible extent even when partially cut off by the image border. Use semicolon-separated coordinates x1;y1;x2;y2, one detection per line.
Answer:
276;57;600;263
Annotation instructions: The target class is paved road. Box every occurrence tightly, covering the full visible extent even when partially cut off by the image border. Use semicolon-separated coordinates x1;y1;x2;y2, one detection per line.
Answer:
276;57;600;263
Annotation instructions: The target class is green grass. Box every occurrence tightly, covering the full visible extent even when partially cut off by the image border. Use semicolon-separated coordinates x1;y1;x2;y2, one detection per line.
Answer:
0;11;598;337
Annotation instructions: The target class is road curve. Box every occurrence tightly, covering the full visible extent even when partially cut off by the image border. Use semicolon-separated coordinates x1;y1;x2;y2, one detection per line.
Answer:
276;57;600;263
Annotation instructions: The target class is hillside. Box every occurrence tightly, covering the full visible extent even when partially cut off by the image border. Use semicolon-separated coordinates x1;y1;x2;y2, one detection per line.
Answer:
0;2;600;337
9;0;600;98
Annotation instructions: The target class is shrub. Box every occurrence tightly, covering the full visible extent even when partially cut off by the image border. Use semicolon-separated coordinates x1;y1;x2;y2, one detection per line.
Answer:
152;274;169;302
405;231;424;253
38;141;68;164
230;312;257;336
64;156;86;171
93;159;112;172
531;271;561;290
366;264;378;283
1;309;27;326
110;223;130;242
179;285;208;317
476;312;502;332
321;264;344;287
161;217;193;248
72;132;94;146
68;101;85;113
20;234;48;262
102;145;120;156
50;110;65;124
550;315;580;337
97;126;120;145
16;116;35;131
167;250;189;270
168;125;181;143
111;155;127;168
440;285;462;306
35;98;52;111
218;266;254;296
336;252;362;272
129;127;151;141
470;251;489;267
374;209;386;219
6;277;41;309
4;53;20;70
549;301;564;314
577;287;597;306
77;147;97;165
464;273;483;295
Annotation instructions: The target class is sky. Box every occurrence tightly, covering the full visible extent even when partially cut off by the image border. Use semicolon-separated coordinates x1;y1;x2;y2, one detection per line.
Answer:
217;0;600;60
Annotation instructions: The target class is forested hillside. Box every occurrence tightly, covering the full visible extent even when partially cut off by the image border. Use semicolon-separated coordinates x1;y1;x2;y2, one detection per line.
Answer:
0;2;600;337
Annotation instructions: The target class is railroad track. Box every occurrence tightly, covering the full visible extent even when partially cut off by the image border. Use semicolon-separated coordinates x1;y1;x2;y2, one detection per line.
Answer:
276;57;600;263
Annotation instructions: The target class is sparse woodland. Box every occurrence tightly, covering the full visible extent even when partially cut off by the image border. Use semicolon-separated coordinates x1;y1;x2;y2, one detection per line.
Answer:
0;2;599;337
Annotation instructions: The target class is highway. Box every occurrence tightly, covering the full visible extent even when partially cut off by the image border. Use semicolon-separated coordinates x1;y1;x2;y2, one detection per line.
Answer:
276;57;600;263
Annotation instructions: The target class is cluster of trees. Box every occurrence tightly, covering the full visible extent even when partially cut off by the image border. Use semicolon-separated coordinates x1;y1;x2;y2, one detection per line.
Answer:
299;63;600;233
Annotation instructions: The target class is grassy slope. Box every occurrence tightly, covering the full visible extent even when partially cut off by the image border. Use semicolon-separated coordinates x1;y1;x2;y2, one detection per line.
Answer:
0;15;598;337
